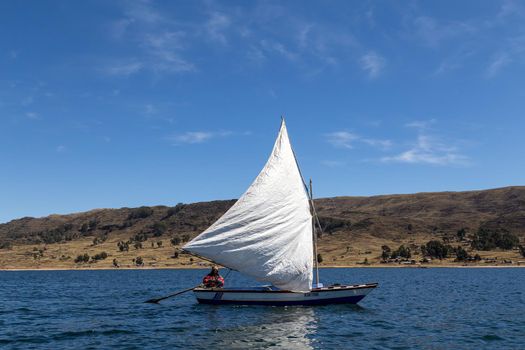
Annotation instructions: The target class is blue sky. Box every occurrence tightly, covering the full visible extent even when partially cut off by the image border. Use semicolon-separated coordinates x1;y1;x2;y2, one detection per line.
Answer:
1;0;525;223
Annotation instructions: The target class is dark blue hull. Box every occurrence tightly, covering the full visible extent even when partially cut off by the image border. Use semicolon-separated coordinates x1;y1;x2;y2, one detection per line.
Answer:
197;294;366;306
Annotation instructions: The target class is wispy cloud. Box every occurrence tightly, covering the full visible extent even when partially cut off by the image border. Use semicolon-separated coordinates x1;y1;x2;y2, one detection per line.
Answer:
360;52;386;78
110;18;135;39
362;138;392;149
56;145;67;153
205;12;231;45
260;39;298;61
325;131;359;149
404;2;525;76
167;130;233;145
405;119;436;130
105;1;195;76
25;112;39;120
144;104;157;115
486;52;512;77
321;160;346;167
141;31;195;73
103;1;379;79
411;16;476;49
382;121;469;166
105;61;143;76
123;0;165;25
434;48;476;75
325;131;391;150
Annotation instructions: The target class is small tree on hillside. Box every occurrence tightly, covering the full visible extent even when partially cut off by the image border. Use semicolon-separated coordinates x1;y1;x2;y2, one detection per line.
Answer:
92;252;108;261
457;228;467;241
166;203;185;218
151;222;167;237
424;240;450;260
391;245;411;259
454;246;470;261
170;237;181;246
117;241;129;252
128;207;154;220
381;245;391;260
75;253;90;263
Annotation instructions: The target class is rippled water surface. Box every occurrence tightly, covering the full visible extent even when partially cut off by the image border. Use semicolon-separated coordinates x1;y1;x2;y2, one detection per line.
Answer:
1;268;524;349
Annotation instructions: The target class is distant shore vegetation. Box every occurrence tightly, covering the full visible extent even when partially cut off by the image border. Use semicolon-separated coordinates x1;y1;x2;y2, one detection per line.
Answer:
380;227;521;265
1;189;524;268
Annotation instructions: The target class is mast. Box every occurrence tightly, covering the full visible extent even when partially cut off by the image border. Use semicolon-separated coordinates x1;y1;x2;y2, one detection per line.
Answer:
309;179;320;287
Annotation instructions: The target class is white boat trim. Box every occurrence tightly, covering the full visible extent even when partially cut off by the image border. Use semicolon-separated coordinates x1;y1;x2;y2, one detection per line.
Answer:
193;283;378;306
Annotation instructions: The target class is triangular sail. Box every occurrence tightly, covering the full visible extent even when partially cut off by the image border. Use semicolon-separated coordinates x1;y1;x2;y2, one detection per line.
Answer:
183;120;313;292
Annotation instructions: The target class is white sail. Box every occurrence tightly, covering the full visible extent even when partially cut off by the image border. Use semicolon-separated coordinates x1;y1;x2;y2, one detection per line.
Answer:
183;120;313;292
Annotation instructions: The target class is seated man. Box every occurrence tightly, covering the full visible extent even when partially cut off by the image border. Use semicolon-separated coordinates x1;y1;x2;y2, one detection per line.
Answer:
202;266;224;288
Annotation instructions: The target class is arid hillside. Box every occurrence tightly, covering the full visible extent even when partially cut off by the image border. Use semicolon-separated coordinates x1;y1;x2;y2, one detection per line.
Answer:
1;186;524;269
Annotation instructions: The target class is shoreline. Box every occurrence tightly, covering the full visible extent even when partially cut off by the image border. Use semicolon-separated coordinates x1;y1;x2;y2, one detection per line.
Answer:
1;264;524;271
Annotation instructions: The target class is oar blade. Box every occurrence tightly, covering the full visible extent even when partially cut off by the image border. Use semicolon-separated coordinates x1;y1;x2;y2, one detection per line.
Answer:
144;298;160;304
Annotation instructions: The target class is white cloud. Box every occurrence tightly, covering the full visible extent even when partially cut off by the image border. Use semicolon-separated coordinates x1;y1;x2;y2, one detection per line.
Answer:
144;104;156;115
412;16;475;48
25;112;39;120
56;145;66;153
486;52;512;77
360;52;385;78
106;2;195;76
405;119;436;130
110;18;135;39
140;30;195;73
168;130;233;145
321;160;346;167
205;12;231;45
173;132;213;144
434;48;476;75
260;39;298;61
123;1;165;24
143;30;195;73
325;131;391;150
362;138;392;150
297;24;313;49
246;46;266;64
382;131;468;166
325;131;359;149
105;61;143;76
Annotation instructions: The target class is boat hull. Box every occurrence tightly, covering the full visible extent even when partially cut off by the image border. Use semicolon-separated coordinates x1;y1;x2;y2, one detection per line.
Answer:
193;283;378;306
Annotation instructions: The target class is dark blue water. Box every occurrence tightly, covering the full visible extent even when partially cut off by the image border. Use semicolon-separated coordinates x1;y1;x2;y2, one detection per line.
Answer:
1;268;524;349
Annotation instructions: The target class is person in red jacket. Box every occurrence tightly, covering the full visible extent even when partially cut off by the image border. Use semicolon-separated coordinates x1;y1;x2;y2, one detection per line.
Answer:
202;266;225;288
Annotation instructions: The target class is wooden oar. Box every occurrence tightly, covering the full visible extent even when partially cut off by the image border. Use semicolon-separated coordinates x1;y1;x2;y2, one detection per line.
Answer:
145;285;201;304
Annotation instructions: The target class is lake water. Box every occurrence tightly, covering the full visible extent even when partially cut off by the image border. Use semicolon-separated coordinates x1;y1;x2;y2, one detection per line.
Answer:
0;268;524;349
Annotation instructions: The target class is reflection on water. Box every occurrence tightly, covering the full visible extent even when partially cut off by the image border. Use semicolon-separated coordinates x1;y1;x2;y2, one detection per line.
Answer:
205;306;317;349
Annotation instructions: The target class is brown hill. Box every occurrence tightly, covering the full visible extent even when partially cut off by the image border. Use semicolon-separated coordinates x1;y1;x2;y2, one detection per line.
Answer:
0;186;524;269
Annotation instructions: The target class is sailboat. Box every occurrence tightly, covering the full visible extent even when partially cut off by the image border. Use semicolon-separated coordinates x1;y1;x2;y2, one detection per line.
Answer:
183;119;377;305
